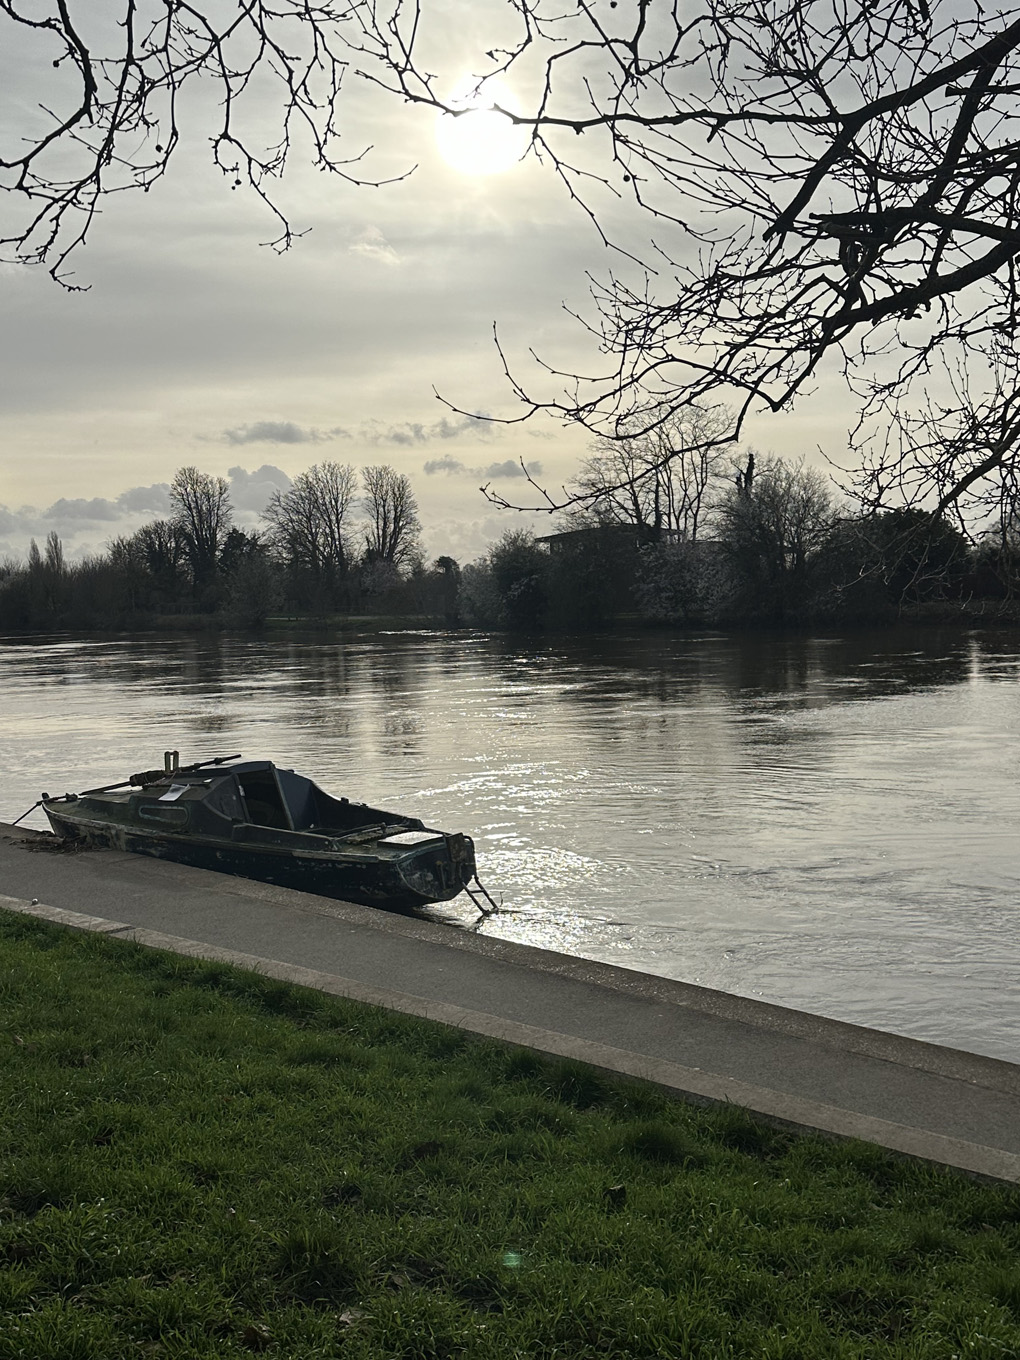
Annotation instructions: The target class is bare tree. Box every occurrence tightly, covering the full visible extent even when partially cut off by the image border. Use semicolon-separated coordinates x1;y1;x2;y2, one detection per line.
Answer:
844;349;1020;536
262;461;357;591
136;519;188;592
169;466;232;589
9;3;1020;519
573;406;732;543
717;455;836;618
43;529;64;575
353;0;1020;525
108;518;188;609
360;465;422;569
0;3;402;286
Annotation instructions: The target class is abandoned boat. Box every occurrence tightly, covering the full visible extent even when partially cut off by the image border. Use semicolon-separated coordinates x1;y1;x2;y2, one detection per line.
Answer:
40;754;479;911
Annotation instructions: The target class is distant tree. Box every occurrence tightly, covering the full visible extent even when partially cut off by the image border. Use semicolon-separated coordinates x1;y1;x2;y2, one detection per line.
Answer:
105;533;146;614
432;555;461;626
44;530;64;575
262;461;357;604
361;466;422;570
64;553;140;627
486;530;550;630
220;535;281;628
969;533;1020;602
139;519;188;603
945;464;1020;601
110;518;189;610
634;541;733;626
218;527;264;576
169;466;233;594
462;528;634;630
717;457;836;620
573;407;732;544
458;560;502;629
25;531;68;617
856;508;970;609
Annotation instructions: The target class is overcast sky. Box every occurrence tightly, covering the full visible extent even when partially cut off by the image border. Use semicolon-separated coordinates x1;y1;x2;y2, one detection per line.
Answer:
0;4;849;565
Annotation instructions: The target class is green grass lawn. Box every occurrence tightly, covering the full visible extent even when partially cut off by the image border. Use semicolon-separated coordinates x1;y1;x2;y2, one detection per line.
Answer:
2;911;1020;1359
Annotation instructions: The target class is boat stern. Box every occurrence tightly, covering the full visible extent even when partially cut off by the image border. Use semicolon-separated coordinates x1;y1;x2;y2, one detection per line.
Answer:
378;828;477;904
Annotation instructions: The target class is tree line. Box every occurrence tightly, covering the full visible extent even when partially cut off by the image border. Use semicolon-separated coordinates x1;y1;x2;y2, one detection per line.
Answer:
464;500;1016;638
0;462;437;631
2;435;1018;635
463;411;1020;631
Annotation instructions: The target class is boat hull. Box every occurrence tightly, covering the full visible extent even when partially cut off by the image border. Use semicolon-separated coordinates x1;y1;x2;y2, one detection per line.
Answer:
44;810;473;913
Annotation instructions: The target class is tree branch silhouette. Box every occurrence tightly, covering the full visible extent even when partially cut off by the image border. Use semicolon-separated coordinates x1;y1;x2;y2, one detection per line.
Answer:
6;1;1020;523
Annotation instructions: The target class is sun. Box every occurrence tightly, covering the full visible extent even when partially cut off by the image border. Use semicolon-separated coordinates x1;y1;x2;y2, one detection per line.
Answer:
435;84;528;176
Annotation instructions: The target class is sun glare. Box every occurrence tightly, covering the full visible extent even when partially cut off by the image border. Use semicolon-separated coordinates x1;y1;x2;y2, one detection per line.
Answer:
435;85;528;176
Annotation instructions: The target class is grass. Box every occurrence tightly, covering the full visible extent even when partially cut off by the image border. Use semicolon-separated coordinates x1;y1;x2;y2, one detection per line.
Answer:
2;912;1020;1359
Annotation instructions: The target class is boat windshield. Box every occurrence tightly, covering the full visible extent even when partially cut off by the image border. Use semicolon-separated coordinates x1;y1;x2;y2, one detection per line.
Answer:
236;769;291;829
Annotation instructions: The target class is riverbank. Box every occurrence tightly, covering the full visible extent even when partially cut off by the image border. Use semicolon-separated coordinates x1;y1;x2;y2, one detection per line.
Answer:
3;822;1020;1186
6;910;1020;1359
3;596;1020;637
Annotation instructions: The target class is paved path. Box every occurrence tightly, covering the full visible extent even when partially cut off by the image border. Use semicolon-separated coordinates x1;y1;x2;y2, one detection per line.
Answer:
3;822;1019;1183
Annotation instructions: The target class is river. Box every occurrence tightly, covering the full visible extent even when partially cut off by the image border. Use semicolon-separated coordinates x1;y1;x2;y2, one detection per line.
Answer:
1;626;1018;1060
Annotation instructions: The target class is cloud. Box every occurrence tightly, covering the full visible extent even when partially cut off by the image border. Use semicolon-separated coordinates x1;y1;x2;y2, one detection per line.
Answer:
220;420;351;445
423;457;543;479
349;225;401;268
115;483;172;515
0;498;110;562
39;482;172;524
421;513;524;564
206;414;494;450
365;414;494;446
0;504;42;538
423;456;466;475
434;415;491;440
0;467;293;562
44;496;121;521
480;459;543;480
227;464;293;513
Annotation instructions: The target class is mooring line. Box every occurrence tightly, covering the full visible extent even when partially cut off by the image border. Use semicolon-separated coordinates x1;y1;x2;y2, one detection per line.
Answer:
10;799;44;827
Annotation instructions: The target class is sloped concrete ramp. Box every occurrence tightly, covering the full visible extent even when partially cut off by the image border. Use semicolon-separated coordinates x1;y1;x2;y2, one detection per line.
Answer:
2;823;1019;1183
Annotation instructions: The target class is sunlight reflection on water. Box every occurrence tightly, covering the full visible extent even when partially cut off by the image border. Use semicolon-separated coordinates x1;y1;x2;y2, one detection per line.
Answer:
2;626;1019;1059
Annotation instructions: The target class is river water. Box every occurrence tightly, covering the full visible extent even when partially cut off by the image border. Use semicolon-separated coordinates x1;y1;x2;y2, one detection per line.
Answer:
1;626;1018;1060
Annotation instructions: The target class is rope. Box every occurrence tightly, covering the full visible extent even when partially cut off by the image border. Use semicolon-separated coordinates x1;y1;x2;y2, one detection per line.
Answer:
11;799;44;827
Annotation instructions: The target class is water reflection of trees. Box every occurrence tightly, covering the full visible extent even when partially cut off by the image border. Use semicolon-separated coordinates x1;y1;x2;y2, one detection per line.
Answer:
0;636;212;693
470;628;1019;790
6;627;1016;769
483;628;993;715
967;632;1020;681
9;626;1014;707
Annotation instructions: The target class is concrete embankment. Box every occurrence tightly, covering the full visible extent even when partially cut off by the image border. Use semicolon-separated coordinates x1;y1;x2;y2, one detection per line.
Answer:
2;821;1019;1183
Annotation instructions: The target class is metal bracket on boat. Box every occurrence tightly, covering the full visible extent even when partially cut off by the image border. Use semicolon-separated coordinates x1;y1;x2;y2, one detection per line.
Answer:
463;874;502;918
164;750;180;774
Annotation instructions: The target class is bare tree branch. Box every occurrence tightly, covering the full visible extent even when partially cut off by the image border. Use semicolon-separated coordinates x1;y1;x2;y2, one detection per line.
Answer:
348;0;1020;521
0;1;408;286
7;1;1020;524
